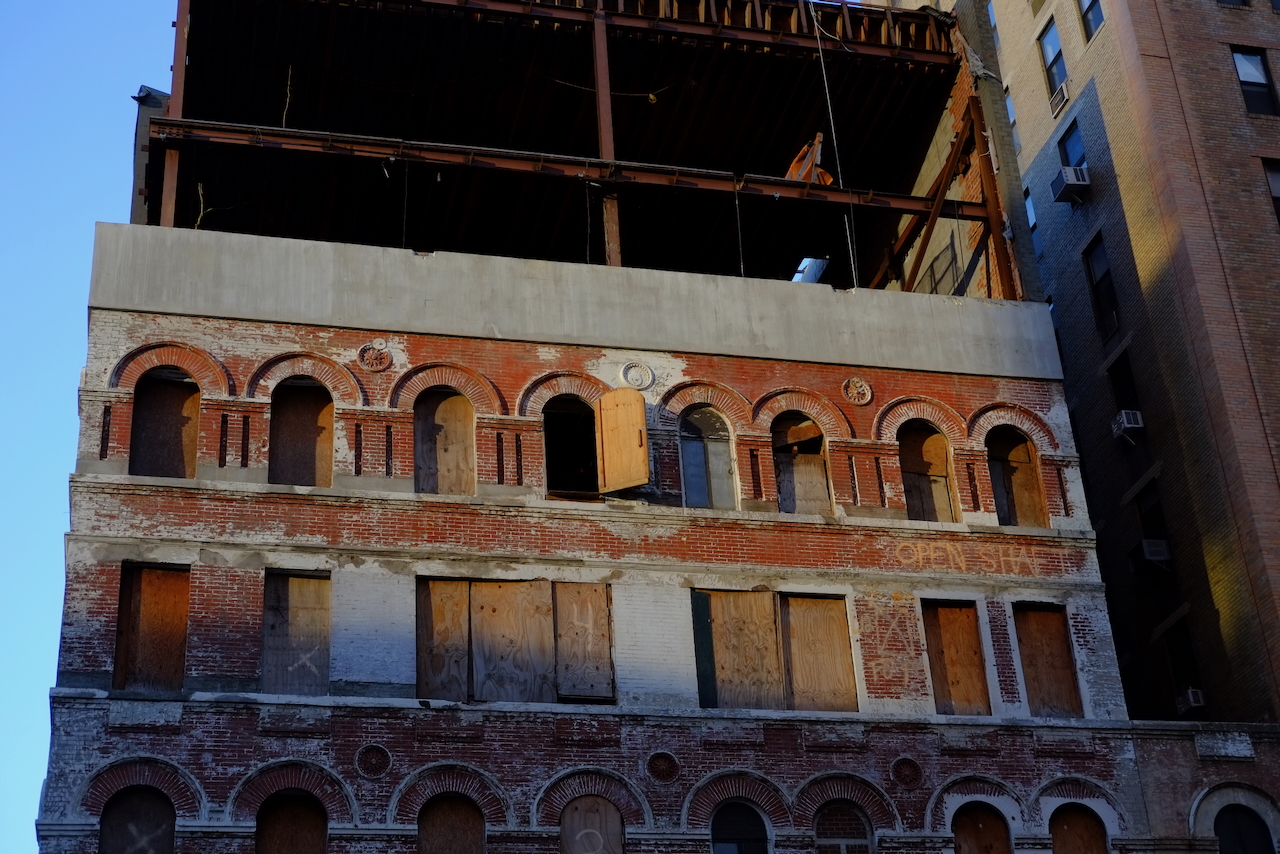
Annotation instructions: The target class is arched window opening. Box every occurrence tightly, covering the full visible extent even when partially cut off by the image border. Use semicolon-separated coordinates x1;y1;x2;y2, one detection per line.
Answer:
129;366;200;479
256;788;327;854
1050;804;1108;854
99;785;176;854
711;801;770;854
986;426;1048;527
268;377;334;487
680;405;736;510
771;411;831;515
815;800;873;854
561;795;625;854
898;420;957;522
952;802;1012;854
1215;804;1275;854
415;387;476;495
418;794;486;854
544;395;599;497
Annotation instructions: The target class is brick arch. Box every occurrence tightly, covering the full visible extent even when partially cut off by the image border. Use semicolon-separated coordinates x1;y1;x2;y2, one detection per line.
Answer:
753;388;853;440
685;771;792;831
389;363;504;415
656;382;754;433
968;403;1060;452
518;371;613;417
111;342;233;397
1032;777;1127;830
391;763;511;827
928;774;1026;832
247;353;365;406
874;396;966;444
1189;782;1280;838
535;768;651;828
229;760;355;823
793;774;899;832
81;757;203;820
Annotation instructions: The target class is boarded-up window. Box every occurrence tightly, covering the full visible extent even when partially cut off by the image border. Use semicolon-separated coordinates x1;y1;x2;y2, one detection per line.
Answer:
987;426;1047;527
269;377;334;487
416;579;614;704
545;395;600;496
692;591;857;711
1013;603;1082;718
256;789;326;854
415;388;476;495
711;802;770;854
113;563;189;692
772;411;831;515
561;795;624;854
899;420;957;522
129;367;200;479
99;786;176;854
1050;804;1108;854
815;800;872;854
921;600;991;716
953;802;1011;854
262;574;331;696
680;405;737;510
1214;805;1275;854
419;795;485;854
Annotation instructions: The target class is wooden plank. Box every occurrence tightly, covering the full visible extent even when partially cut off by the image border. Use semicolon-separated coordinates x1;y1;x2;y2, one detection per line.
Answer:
1048;804;1108;854
792;454;832;515
595;387;649;492
268;383;334;487
1014;605;1083;717
129;375;200;478
937;602;991;716
708;591;784;709
953;802;1012;854
256;790;328;854
262;575;330;695
419;795;486;854
417;579;470;702
555;583;615;699
561;795;625;854
415;391;476;495
921;601;953;714
471;581;557;703
98;785;177;854
783;597;858;712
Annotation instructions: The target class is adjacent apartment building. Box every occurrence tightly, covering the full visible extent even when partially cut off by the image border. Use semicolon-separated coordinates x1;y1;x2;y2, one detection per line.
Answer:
36;1;1280;853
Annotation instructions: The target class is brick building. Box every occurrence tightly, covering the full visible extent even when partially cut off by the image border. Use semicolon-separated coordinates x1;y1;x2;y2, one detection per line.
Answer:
36;1;1280;853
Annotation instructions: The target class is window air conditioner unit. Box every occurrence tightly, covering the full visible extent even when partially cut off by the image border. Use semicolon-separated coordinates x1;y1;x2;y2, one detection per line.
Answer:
1051;166;1091;202
1142;538;1171;562
1111;409;1144;438
1176;687;1206;714
1049;82;1069;117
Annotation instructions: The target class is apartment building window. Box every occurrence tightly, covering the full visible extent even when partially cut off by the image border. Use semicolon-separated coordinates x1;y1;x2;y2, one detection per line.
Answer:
921;600;991;715
113;563;190;693
261;573;331;695
1078;0;1103;40
987;0;1000;52
414;388;476;495
1040;21;1069;95
256;790;327;854
100;787;176;854
1013;603;1084;717
1233;48;1280;115
561;797;625;854
1059;121;1087;168
1050;805;1109;854
417;579;614;703
692;590;858;711
420;796;485;854
1084;235;1119;337
1108;351;1141;412
268;377;334;487
1024;189;1043;256
1264;160;1280;225
129;367;200;479
1006;91;1021;153
898;420;957;523
680;405;737;510
771;412;832;514
711;802;770;854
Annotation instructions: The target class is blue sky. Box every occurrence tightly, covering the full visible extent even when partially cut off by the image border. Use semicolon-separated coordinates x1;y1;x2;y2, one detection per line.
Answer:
0;3;176;848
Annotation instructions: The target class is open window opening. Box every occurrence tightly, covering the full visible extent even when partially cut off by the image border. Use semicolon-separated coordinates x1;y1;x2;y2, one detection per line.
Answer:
680;405;737;510
771;411;831;515
899;420;957;522
419;795;486;854
952;802;1011;854
986;426;1048;528
711;801;770;854
256;789;327;854
545;395;600;498
414;387;476;495
99;786;176;854
561;795;625;854
262;573;331;696
1013;603;1083;718
1215;804;1276;854
268;376;334;487
921;600;991;716
129;366;200;479
1050;804;1108;854
815;800;873;854
113;562;190;693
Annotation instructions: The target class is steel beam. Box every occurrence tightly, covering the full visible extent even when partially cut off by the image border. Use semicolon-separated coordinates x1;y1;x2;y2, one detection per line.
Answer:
593;13;622;266
969;95;1017;300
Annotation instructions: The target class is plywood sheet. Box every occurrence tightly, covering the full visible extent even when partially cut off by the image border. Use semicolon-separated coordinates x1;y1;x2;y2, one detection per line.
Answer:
133;567;189;691
1049;804;1108;854
555;583;614;699
256;791;327;854
419;795;486;854
938;603;990;716
418;579;470;702
262;575;331;695
783;597;858;711
708;591;784;709
596;387;649;493
415;391;476;495
268;384;334;487
98;781;177;854
953;802;1011;854
472;581;556;703
1014;605;1083;717
129;376;199;479
560;795;624;854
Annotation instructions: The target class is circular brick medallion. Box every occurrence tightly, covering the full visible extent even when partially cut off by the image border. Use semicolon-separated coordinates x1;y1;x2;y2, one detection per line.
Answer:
358;339;393;373
646;751;681;783
890;756;924;789
356;744;392;779
843;376;874;406
620;361;655;391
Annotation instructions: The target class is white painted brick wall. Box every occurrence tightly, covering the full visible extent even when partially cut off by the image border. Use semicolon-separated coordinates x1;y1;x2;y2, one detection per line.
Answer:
610;584;700;709
330;565;416;686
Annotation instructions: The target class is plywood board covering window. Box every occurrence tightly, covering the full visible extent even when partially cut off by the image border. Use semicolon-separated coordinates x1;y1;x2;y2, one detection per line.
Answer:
113;563;190;692
415;388;476;495
419;795;486;854
952;802;1011;854
1049;804;1108;854
268;378;334;487
129;368;200;479
899;421;957;522
417;579;615;703
772;412;832;514
560;795;625;854
256;789;327;854
692;590;858;711
1013;603;1083;717
262;574;331;695
99;786;176;854
986;426;1047;527
921;600;991;715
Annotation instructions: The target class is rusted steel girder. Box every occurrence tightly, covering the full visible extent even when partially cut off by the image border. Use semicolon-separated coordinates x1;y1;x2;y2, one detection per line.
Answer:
149;118;991;221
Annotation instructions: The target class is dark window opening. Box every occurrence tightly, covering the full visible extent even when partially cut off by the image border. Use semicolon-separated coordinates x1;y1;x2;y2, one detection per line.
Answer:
1084;235;1119;337
1234;48;1280;116
99;786;176;854
262;574;331;696
771;411;831;514
1013;602;1084;717
953;802;1012;854
419;795;486;854
414;387;477;495
544;395;599;497
1215;804;1275;854
1059;121;1087;168
1107;352;1141;412
1164;617;1203;700
561;796;625;854
921;600;991;716
1050;804;1108;854
256;789;327;854
815;800;873;854
1041;21;1068;94
899;420;957;522
113;563;190;693
1024;189;1042;256
711;802;770;854
268;376;334;487
1265;160;1280;226
986;426;1048;527
680;405;737;510
129;367;200;479
1006;91;1021;153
